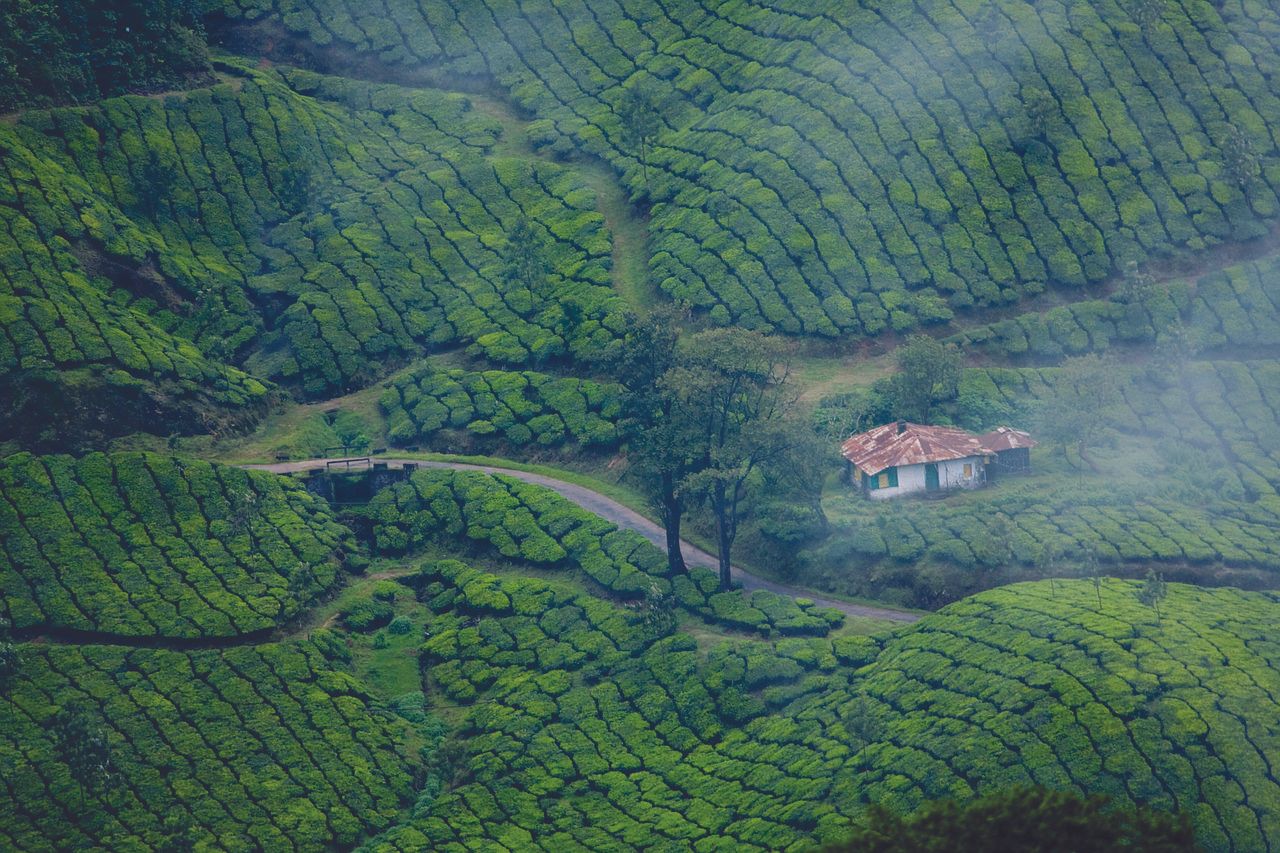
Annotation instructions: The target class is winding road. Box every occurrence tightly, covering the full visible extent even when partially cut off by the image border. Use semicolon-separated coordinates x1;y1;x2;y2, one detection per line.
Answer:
244;457;921;624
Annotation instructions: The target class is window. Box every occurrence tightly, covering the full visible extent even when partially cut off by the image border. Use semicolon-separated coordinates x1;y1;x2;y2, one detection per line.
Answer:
866;468;898;490
877;472;889;489
963;463;972;478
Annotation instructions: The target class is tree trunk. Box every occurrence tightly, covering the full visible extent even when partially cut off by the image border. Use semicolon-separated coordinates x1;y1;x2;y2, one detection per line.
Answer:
662;493;687;574
717;521;733;591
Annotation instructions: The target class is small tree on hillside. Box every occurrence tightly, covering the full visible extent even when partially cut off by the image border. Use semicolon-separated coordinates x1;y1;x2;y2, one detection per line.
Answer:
1131;0;1167;37
1021;87;1059;143
137;150;177;219
618;82;663;198
0;618;20;722
1138;568;1168;624
52;702;112;807
1222;123;1260;195
501;216;552;296
1036;353;1121;470
611;310;689;574
889;334;961;424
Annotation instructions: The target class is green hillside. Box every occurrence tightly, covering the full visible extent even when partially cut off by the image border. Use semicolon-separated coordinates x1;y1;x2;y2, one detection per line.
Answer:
0;639;420;851
354;568;1279;851
1;63;623;446
0;451;354;638
214;0;1280;334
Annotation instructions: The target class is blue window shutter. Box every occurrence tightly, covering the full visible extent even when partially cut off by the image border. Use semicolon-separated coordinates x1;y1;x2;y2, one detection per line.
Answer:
888;467;898;487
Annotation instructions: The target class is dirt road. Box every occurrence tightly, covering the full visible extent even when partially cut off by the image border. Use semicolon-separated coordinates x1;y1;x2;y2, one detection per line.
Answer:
245;458;921;624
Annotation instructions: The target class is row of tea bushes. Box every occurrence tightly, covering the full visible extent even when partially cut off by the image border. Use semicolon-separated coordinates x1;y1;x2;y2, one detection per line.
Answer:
951;252;1280;361
0;452;354;638
380;365;623;450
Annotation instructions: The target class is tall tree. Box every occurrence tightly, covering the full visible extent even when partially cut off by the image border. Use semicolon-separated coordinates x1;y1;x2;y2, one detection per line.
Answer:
1036;353;1121;469
1222;123;1260;195
611;310;689;573
889;334;962;423
666;329;799;590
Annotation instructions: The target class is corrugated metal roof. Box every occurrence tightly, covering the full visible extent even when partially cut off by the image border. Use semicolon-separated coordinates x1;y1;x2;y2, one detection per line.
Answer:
841;421;992;475
979;426;1038;451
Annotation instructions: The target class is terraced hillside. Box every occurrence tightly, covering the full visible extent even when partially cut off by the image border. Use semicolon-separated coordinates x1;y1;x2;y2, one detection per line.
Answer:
1;62;623;446
215;0;1280;334
0;639;420;851
359;567;1280;851
0;451;354;638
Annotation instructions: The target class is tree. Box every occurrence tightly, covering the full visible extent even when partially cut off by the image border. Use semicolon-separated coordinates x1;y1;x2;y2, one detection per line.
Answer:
137;150;177;219
1138;569;1168;624
889;335;961;424
0;618;20;722
611;310;689;574
1119;260;1156;306
1021;87;1059;143
1131;0;1167;37
501;217;552;296
824;785;1196;852
617;82;662;198
52;702;112;807
1036;353;1121;470
1082;543;1104;610
1148;319;1201;387
841;691;885;750
1222;123;1260;194
666;329;800;590
638;581;677;640
1036;543;1063;597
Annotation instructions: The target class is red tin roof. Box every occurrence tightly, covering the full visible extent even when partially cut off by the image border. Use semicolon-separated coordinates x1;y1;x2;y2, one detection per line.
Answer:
978;426;1038;452
841;421;993;475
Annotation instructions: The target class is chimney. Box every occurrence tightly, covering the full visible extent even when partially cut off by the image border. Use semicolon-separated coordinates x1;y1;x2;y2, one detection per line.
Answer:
897;420;907;434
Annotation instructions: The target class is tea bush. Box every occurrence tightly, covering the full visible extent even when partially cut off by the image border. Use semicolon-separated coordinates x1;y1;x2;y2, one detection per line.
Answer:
381;365;623;450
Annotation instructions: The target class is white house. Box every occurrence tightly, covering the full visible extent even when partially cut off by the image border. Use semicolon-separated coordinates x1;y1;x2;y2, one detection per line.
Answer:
841;421;1036;500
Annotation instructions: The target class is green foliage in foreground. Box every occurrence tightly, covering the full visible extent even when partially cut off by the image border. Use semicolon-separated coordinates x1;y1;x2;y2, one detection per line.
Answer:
0;452;354;637
381;365;623;451
0;639;419;852
0;0;212;111
364;468;843;635
364;569;1276;851
216;0;1280;334
826;786;1196;853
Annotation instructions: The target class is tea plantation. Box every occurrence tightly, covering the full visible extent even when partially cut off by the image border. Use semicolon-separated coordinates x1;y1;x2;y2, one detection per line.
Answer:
1;62;625;445
354;566;1280;851
0;451;354;638
0;639;420;851
214;0;1280;333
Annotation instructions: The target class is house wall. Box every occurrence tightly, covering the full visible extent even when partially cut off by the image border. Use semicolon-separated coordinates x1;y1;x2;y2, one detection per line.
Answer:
867;463;925;500
865;457;985;500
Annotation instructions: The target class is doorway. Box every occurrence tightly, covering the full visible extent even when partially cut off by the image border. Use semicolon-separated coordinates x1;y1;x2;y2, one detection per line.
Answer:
925;463;939;491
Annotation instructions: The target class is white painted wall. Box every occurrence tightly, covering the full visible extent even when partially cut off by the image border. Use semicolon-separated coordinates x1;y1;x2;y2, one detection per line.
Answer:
865;456;986;500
